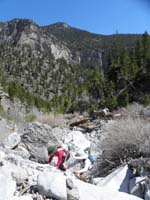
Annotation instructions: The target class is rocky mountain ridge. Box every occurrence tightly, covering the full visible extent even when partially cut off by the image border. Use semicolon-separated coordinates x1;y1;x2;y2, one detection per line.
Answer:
0;18;148;113
0;18;141;74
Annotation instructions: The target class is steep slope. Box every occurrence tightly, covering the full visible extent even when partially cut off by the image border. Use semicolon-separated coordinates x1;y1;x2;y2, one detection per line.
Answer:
44;22;141;68
0;19;75;102
0;18;148;113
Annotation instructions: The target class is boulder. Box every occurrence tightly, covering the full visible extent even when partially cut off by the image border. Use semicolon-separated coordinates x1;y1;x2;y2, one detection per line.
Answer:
129;176;150;199
67;187;79;200
97;165;134;193
37;171;67;200
6;163;29;183
15;145;30;159
141;108;150;118
0;146;30;160
66;178;75;189
129;158;150;176
51;127;69;143
93;177;104;185
145;179;150;200
2;131;21;149
0;166;16;200
20;122;60;163
73;178;142;200
0;150;6;162
11;195;33;200
64;130;90;151
129;176;145;198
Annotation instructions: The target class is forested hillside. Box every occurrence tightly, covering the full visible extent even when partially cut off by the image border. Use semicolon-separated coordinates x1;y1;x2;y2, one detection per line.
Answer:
0;19;149;113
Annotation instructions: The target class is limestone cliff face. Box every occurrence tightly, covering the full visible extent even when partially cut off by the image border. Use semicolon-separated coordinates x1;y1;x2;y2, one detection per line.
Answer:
0;19;104;66
43;22;104;67
0;19;73;63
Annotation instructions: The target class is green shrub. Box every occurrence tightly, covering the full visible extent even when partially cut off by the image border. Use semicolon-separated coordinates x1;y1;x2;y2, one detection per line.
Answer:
118;91;129;107
106;96;118;111
143;95;150;106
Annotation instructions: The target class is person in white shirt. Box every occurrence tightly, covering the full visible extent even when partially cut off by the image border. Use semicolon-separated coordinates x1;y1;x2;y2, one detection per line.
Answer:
73;150;93;182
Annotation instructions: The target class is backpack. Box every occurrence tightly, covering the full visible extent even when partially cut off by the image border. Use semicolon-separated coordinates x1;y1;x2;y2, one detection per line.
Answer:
88;154;94;164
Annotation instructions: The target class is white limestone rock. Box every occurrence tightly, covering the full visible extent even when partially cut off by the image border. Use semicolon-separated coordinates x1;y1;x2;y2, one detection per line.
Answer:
11;195;33;200
2;132;21;149
97;165;133;193
73;178;142;200
0;166;16;200
64;130;91;151
37;171;67;200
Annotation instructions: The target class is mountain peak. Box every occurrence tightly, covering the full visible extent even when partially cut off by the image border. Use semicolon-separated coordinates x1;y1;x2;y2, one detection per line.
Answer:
5;18;38;27
49;22;71;29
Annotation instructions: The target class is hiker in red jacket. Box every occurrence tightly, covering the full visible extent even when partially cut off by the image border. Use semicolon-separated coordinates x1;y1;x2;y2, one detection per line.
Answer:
48;145;70;171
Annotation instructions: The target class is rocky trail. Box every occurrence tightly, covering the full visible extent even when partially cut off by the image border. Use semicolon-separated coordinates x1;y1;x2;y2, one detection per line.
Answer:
0;113;149;200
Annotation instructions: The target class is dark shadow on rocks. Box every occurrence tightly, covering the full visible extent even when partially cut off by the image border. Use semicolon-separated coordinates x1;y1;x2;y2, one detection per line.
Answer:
119;166;134;193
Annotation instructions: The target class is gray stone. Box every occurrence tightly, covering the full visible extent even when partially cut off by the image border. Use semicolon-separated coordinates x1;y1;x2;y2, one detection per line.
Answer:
11;195;33;200
64;130;91;151
66;178;74;189
20;122;60;163
144;177;150;200
37;171;67;200
141;108;150;118
2;132;21;149
73;178;142;200
129;177;145;198
97;165;133;193
0;166;16;200
67;187;79;200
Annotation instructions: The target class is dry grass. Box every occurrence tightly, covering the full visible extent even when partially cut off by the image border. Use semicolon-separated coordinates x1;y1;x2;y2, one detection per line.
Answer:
126;103;146;117
36;113;66;128
101;116;150;163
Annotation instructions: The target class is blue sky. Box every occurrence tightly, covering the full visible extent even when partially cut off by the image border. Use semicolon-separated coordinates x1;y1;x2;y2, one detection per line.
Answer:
0;0;149;35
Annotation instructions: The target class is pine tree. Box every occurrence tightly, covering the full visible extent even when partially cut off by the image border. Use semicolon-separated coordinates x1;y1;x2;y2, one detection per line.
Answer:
129;51;138;79
106;34;121;84
141;32;150;78
120;48;130;78
118;91;129;107
135;39;143;69
87;65;105;107
105;81;118;110
134;32;150;96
